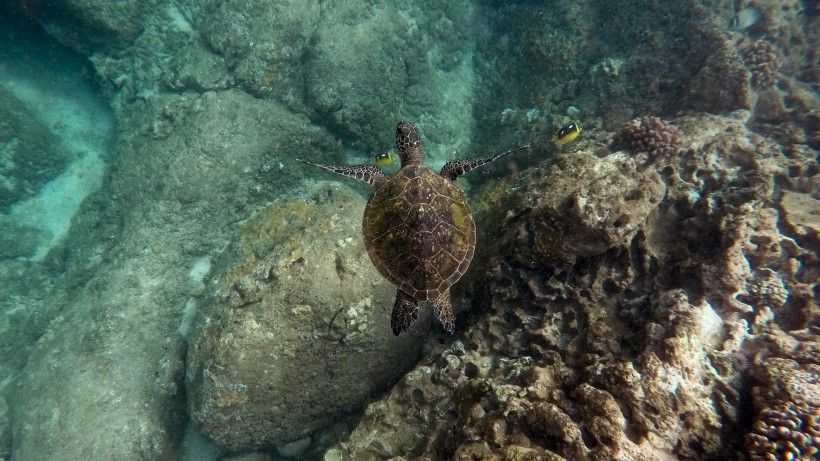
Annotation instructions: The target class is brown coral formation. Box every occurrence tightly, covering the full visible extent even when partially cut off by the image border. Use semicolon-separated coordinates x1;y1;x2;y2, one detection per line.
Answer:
742;39;782;88
745;356;820;460
612;116;686;159
322;113;819;460
746;401;819;460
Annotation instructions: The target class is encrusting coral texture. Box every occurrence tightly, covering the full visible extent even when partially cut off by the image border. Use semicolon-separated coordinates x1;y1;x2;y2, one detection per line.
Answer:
321;112;819;461
744;336;820;460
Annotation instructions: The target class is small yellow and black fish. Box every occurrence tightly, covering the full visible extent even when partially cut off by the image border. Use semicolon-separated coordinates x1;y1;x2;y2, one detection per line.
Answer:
373;150;396;167
552;122;581;145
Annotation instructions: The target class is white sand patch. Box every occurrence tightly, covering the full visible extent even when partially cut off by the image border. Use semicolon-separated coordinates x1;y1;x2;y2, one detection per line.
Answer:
188;256;212;288
167;5;194;34
178;297;198;339
11;151;106;260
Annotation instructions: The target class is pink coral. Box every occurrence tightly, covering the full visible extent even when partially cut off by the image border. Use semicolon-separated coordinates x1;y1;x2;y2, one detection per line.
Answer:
742;39;782;88
613;116;686;159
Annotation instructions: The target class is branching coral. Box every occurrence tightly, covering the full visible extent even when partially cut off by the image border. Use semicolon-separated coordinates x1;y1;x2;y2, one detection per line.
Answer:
612;116;686;159
742;40;782;88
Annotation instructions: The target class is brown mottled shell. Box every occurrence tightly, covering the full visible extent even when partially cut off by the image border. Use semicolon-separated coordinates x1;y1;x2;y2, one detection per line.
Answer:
363;164;476;301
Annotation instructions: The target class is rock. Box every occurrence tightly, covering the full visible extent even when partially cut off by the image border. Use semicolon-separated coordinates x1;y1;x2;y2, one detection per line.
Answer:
186;0;319;67
186;181;428;452
33;0;160;53
179;0;320;100
0;87;69;213
223;452;272;461
6;89;334;461
498;151;665;263
301;2;478;159
163;43;234;92
303;6;409;149
780;190;819;241
0;217;47;259
680;32;753;113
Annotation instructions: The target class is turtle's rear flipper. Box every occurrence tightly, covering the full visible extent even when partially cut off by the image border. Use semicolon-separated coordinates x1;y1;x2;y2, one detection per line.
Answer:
439;145;529;181
431;292;455;334
391;290;419;336
297;160;387;188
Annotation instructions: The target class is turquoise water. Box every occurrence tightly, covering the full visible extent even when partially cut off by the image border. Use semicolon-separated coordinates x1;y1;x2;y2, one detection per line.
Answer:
0;1;817;460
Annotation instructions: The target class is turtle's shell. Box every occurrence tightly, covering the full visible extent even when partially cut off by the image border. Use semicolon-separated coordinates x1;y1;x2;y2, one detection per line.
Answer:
363;164;476;301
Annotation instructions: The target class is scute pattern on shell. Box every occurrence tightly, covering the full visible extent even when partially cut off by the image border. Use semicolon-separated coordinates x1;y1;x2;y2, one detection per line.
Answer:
363;164;476;301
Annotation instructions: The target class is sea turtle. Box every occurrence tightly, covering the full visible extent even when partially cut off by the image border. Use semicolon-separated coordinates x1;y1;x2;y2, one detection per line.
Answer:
300;121;527;336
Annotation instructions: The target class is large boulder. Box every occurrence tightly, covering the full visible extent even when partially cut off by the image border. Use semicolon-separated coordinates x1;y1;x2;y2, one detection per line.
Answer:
187;181;428;453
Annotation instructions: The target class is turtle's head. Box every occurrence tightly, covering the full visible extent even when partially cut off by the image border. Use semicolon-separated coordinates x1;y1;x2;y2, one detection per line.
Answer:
396;120;422;166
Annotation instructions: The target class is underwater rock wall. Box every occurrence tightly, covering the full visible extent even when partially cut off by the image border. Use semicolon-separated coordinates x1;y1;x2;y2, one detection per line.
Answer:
5;89;336;460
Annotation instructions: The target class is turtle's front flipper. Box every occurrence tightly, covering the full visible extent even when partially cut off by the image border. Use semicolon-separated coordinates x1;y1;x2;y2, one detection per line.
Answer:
431;291;455;334
297;159;387;188
440;145;529;181
391;290;419;336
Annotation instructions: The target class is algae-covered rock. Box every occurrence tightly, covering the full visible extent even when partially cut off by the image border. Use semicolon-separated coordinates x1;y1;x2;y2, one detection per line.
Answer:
187;181;428;452
0;87;69;214
32;0;159;53
303;6;409;150
6;89;333;461
504;151;665;262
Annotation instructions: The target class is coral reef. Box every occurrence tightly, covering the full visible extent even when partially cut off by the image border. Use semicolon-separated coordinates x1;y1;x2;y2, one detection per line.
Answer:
321;112;819;460
612;116;686;160
735;0;813;81
742;39;782;88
